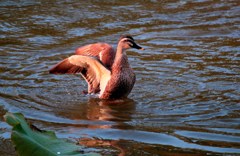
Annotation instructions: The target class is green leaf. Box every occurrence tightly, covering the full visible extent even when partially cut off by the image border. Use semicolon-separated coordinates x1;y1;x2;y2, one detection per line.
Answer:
4;112;100;156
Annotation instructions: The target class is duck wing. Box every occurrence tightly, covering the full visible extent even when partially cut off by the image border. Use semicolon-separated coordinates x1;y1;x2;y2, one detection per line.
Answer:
49;55;111;94
75;43;115;69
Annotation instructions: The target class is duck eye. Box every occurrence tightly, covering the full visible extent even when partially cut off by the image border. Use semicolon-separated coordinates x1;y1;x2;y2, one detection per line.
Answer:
124;39;133;46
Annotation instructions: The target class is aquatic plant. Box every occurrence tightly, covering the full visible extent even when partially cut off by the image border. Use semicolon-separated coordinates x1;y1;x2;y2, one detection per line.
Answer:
4;112;100;156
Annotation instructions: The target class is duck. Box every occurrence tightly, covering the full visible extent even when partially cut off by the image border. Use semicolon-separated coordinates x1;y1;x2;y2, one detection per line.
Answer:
49;35;144;99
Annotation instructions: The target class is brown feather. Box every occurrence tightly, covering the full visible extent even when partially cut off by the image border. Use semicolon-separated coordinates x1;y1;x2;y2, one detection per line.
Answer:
49;55;111;94
49;58;84;74
75;43;115;69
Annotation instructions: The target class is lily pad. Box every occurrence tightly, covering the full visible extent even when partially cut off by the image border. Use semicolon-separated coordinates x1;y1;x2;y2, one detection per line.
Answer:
4;112;100;156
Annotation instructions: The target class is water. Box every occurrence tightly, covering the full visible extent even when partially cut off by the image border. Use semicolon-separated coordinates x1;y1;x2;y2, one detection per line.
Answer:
0;0;240;155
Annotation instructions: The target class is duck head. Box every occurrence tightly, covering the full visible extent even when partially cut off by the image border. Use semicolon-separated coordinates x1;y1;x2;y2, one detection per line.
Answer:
118;35;144;50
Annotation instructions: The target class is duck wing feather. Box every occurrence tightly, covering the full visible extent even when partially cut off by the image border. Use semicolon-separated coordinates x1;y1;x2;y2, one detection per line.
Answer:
75;43;115;69
49;55;111;94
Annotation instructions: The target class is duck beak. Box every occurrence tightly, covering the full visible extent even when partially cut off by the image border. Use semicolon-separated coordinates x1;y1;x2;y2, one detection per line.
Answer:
131;42;144;50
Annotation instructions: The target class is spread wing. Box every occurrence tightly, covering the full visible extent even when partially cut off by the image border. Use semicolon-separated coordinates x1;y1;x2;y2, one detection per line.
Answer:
75;43;113;56
75;43;115;69
49;55;111;94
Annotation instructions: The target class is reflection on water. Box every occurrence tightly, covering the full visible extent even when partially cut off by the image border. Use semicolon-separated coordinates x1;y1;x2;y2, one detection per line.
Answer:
0;0;240;155
86;98;136;122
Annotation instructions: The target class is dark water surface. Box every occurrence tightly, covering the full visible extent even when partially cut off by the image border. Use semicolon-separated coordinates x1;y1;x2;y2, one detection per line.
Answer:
0;0;240;155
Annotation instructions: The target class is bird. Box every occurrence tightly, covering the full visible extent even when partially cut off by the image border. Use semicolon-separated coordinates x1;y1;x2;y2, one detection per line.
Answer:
49;35;144;99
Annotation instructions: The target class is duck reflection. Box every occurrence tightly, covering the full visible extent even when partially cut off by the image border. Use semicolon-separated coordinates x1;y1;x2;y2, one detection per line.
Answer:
55;98;136;155
82;98;136;156
86;98;136;122
54;97;136;123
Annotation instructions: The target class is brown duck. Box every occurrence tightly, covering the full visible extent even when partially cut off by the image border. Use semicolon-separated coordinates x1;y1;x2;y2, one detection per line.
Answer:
49;35;144;99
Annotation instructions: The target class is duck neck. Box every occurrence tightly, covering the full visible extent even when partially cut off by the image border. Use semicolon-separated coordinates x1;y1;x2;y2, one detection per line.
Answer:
112;46;130;73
